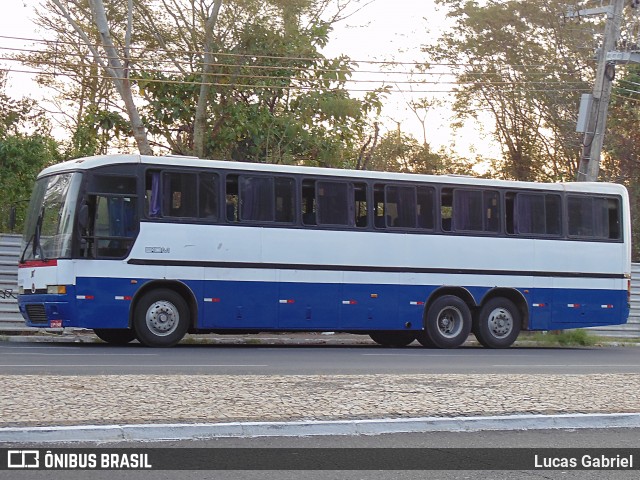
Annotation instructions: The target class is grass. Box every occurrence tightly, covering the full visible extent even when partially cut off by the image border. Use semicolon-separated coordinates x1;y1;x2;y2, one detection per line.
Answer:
522;329;603;347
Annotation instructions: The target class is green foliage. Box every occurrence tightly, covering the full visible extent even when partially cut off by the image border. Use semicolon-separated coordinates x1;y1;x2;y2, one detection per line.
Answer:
601;64;640;260
360;131;474;175
134;1;384;166
0;133;59;232
427;0;594;181
0;72;60;232
525;330;598;347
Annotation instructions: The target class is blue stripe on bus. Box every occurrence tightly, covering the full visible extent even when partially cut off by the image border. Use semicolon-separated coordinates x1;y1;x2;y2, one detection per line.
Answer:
20;277;629;332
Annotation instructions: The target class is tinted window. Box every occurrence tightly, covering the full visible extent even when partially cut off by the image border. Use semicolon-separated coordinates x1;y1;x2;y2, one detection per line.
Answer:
514;193;561;236
317;181;351;226
162;172;198;217
198;174;219;220
240;176;274;222
447;188;500;233
568;196;620;240
453;190;483;231
374;184;434;230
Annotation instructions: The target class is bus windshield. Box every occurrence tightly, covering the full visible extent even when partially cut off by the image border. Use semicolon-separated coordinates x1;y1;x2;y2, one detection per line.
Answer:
21;172;83;263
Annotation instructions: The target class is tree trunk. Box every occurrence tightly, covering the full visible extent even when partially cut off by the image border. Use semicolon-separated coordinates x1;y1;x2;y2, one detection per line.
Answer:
193;0;223;159
90;0;153;155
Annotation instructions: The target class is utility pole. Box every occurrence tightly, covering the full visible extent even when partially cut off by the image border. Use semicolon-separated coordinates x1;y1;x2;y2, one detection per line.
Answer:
573;0;626;182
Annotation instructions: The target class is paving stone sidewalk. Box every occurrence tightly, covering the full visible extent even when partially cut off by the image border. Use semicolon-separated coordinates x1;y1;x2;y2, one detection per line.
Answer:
2;373;640;428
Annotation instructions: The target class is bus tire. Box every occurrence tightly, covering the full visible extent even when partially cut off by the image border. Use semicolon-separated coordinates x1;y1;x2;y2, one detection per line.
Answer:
418;295;472;349
474;298;521;348
369;331;416;347
133;289;189;347
93;328;136;345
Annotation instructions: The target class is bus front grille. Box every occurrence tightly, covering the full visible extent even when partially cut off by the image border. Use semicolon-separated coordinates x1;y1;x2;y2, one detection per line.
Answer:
25;305;47;324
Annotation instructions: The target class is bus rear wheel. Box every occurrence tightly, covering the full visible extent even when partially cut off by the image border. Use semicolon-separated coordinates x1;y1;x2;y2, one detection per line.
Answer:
417;295;472;349
133;289;190;347
369;331;416;347
93;328;136;345
474;298;521;348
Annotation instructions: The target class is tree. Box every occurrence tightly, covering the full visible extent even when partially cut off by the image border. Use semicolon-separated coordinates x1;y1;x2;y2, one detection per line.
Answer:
134;0;386;165
19;0;383;165
0;73;60;231
426;0;597;181
601;64;640;259
50;0;152;155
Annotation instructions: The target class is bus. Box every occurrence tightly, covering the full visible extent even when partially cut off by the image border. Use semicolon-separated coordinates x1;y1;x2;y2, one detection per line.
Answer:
17;154;631;348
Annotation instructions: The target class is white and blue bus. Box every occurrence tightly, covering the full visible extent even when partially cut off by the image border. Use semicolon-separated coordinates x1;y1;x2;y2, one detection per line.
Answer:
17;154;631;348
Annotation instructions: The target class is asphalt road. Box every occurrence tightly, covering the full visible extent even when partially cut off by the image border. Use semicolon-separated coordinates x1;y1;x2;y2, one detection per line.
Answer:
3;429;640;480
1;340;640;375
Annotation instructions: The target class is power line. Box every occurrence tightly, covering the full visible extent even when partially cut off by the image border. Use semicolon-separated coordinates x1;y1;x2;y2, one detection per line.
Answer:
0;34;591;74
0;65;590;96
0;55;590;88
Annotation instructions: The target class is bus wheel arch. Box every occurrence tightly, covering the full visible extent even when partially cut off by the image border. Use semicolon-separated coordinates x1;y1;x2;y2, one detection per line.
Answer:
130;281;197;347
474;289;526;348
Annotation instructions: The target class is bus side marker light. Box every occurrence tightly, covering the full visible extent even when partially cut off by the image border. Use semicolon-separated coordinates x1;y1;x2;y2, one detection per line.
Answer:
342;300;358;305
567;304;581;308
409;301;425;306
370;294;379;298
115;296;132;301
76;295;94;300
204;298;221;303
533;303;545;307
279;299;295;304
601;304;614;309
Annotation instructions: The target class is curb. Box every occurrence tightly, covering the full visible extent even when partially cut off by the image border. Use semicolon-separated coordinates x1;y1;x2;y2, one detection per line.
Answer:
2;413;640;444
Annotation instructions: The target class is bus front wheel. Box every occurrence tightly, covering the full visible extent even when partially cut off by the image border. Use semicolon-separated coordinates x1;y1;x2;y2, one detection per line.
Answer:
133;289;190;347
474;298;521;348
418;295;472;349
93;328;137;345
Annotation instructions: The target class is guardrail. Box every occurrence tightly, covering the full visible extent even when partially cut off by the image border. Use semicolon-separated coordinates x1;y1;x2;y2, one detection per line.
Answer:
0;234;22;326
1;233;639;337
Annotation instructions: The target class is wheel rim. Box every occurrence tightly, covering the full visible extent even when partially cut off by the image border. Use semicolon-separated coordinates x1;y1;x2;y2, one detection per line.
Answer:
436;306;464;338
145;300;180;337
486;307;513;338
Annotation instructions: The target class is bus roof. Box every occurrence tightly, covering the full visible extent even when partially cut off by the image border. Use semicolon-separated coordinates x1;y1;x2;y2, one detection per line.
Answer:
38;154;627;195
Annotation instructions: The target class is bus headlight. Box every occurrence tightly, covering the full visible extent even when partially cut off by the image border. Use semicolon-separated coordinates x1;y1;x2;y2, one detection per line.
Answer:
47;285;67;295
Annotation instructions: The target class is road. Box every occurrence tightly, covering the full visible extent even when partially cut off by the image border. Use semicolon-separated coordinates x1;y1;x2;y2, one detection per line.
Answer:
0;340;639;375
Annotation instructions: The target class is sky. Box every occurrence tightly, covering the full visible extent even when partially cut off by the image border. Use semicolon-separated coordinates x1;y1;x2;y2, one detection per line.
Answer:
0;0;498;159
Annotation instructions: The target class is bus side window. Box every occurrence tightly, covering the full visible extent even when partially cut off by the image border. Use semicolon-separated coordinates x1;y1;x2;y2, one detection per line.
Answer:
225;175;239;222
301;179;317;225
386;185;416;228
163;172;197;218
373;184;385;228
568;195;620;240
317;181;352;226
441;188;453;232
275;177;295;223
607;198;621;240
198;174;219;221
417;186;435;230
240;176;275;222
146;171;161;217
354;183;368;228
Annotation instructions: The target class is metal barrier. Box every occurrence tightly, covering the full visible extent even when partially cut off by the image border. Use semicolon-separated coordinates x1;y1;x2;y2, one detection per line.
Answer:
0;234;22;327
589;263;640;338
0;232;639;337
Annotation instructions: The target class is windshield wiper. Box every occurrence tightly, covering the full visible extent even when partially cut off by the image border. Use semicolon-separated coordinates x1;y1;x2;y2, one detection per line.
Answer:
19;207;46;263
